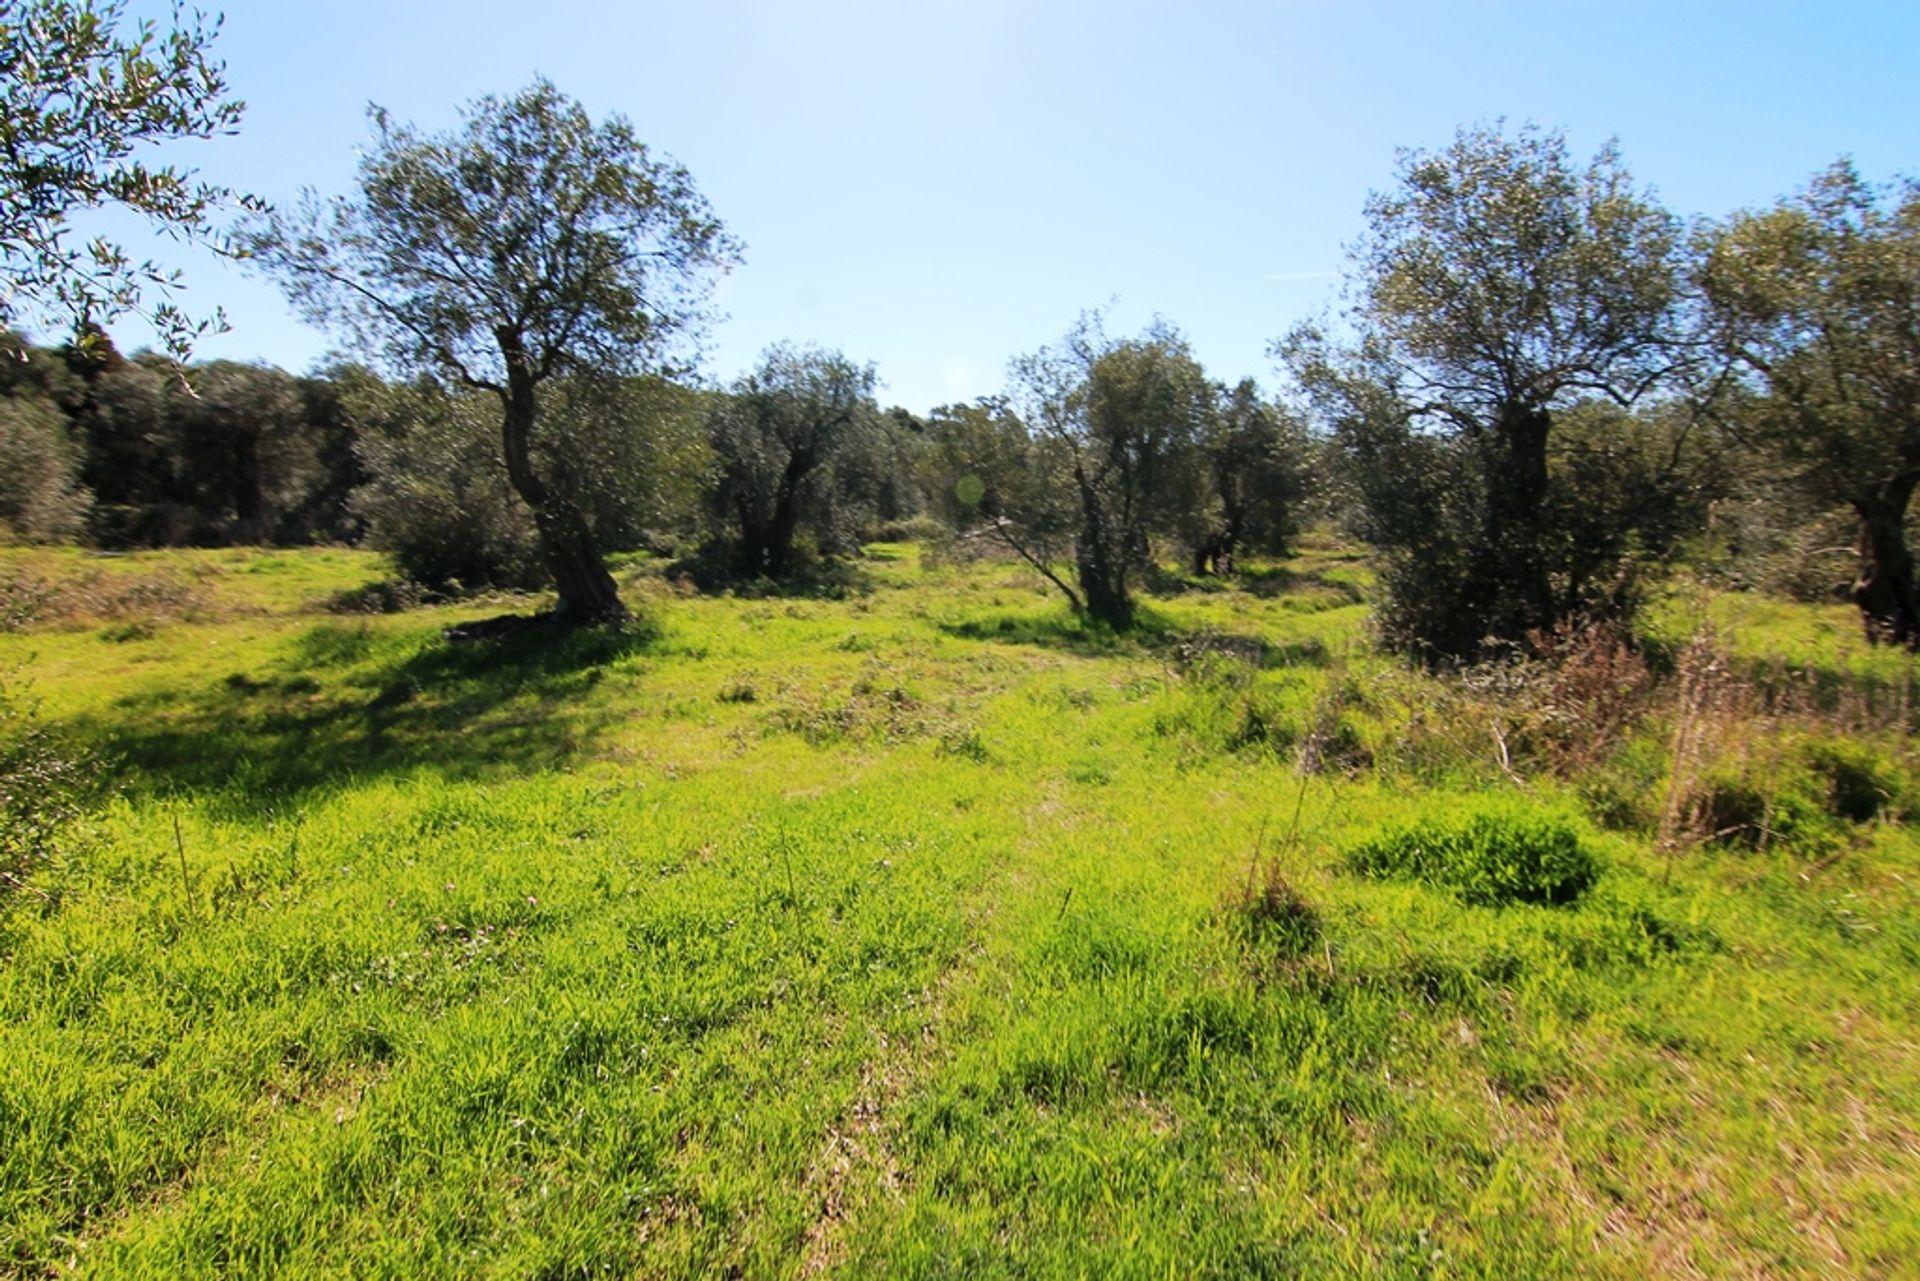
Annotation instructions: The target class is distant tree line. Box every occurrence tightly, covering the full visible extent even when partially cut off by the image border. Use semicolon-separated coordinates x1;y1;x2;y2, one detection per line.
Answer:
2;5;1914;658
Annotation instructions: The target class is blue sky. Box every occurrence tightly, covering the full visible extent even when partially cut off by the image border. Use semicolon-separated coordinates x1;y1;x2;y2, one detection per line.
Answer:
87;0;1919;413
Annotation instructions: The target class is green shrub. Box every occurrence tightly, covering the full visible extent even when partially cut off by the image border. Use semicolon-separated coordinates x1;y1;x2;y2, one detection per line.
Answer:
0;393;91;543
1677;772;1832;851
348;386;546;593
1345;800;1599;906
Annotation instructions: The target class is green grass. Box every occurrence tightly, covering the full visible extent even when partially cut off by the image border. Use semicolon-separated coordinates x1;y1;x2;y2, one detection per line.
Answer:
2;542;1917;1277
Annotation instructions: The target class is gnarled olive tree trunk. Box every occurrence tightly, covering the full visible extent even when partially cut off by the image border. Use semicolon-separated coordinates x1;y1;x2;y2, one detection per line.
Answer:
1475;406;1556;641
497;328;627;626
1073;466;1134;628
1850;475;1920;647
735;445;817;578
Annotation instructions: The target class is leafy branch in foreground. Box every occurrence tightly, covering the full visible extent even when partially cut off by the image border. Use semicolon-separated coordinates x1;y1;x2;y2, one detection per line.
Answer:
0;0;258;361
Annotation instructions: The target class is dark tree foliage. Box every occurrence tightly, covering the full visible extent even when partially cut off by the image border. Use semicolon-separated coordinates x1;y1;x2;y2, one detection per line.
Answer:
66;336;172;542
346;375;544;592
843;406;928;536
705;345;878;578
0;0;254;361
0;331;363;548
251;79;740;624
1282;124;1699;660
1699;162;1920;645
1182;379;1310;575
286;370;373;545
1001;315;1211;627
162;360;319;544
917;399;1031;529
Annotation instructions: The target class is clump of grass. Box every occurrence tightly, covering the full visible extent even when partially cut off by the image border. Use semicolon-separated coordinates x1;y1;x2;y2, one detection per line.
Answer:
767;659;952;747
1150;654;1305;762
1226;859;1321;959
1681;774;1774;848
1295;668;1372;775
1345;799;1599;907
935;725;990;762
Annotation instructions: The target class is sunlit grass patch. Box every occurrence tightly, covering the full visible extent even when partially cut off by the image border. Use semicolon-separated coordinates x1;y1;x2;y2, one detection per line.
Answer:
0;543;1916;1277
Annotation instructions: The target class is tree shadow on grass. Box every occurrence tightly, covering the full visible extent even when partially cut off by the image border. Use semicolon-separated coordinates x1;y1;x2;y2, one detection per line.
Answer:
936;606;1341;675
934;611;1147;658
654;545;876;601
1133;562;1367;608
1226;565;1366;605
71;621;657;814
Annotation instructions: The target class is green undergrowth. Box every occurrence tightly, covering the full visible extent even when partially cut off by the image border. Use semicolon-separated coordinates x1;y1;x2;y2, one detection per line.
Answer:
1345;800;1599;907
0;542;1916;1277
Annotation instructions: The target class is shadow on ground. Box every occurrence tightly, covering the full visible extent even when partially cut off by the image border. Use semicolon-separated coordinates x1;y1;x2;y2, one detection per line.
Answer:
652;548;876;600
1134;563;1367;607
70;621;656;812
934;611;1149;657
1224;566;1367;605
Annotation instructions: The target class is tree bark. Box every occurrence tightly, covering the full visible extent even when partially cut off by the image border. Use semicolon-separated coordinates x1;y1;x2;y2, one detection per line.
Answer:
495;326;627;625
1850;476;1920;646
1074;468;1133;627
733;442;818;578
1481;405;1555;641
763;477;804;577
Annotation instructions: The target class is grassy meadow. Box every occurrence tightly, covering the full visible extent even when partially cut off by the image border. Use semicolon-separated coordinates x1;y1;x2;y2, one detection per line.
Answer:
1;540;1918;1278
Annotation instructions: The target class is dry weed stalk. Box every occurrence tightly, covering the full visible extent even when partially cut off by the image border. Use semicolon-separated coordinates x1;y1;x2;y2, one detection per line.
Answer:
1657;626;1743;862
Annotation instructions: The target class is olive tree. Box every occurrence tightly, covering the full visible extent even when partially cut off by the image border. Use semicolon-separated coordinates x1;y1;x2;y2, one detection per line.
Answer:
0;1;252;361
250;80;740;624
1281;124;1696;659
1699;162;1920;645
705;345;877;577
918;399;1030;528
1000;315;1211;627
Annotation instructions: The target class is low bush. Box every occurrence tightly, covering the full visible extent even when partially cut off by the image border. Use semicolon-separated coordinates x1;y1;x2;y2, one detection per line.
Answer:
1345;800;1599;906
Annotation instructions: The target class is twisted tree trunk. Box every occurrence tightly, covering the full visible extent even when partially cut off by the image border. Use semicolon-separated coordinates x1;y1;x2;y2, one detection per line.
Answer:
1073;466;1133;628
1479;405;1556;642
496;327;627;626
1851;476;1920;647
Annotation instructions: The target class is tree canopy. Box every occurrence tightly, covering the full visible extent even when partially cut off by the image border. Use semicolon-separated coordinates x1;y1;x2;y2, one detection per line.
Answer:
999;315;1212;627
1283;123;1698;658
706;344;879;578
1699;161;1920;644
